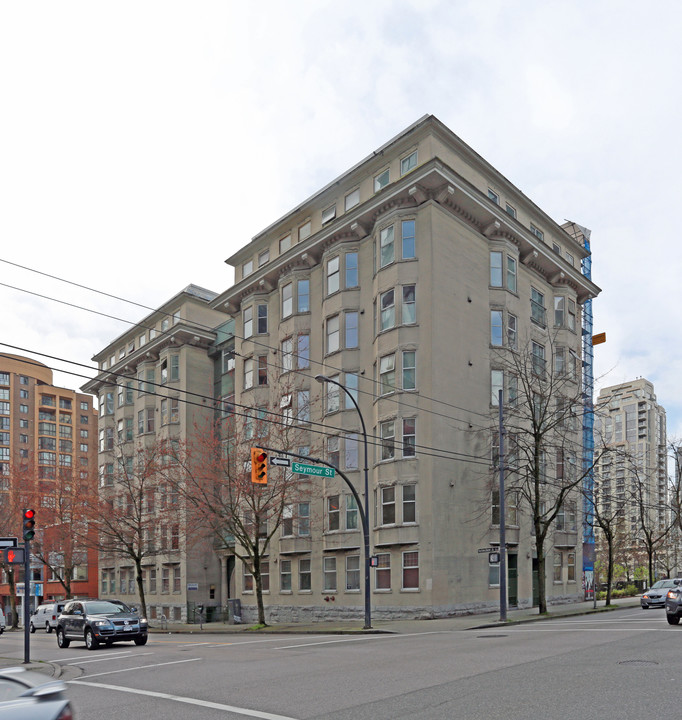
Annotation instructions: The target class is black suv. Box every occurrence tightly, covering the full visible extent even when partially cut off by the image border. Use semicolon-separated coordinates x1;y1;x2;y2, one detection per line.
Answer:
56;599;148;650
665;585;682;625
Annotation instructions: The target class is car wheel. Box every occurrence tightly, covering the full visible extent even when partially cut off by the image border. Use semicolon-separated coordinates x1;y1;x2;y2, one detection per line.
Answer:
30;622;36;633
134;635;148;646
666;614;680;625
46;624;52;634
57;627;70;648
85;629;99;650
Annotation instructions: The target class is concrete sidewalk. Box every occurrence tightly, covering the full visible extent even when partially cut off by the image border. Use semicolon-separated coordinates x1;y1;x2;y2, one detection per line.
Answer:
148;596;642;635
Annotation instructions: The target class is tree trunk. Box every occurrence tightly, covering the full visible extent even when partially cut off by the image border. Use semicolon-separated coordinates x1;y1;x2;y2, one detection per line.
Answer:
537;535;547;614
605;533;614;606
7;569;18;629
135;558;148;620
253;554;267;626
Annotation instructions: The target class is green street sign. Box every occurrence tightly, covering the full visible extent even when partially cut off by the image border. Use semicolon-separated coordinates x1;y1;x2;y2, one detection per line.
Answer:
292;461;335;478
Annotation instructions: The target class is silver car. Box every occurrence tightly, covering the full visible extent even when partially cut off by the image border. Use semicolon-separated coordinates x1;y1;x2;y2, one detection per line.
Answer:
0;666;73;719
641;579;682;608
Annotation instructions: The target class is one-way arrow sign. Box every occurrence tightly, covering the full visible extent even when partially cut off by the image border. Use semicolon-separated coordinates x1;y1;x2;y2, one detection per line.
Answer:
270;457;291;467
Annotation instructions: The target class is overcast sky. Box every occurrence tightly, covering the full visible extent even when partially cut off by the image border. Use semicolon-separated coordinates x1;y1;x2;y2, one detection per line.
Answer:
1;1;681;439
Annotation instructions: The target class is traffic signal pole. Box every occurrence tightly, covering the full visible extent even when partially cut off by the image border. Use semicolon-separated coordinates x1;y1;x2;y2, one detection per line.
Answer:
21;509;35;664
23;537;30;664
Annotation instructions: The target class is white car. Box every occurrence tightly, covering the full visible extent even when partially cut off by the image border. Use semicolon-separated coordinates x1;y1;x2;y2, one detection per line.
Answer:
0;609;5;634
30;602;65;633
641;579;682;608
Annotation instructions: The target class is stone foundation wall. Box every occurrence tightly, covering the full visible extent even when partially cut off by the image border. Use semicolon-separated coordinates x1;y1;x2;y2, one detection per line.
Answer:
236;591;584;624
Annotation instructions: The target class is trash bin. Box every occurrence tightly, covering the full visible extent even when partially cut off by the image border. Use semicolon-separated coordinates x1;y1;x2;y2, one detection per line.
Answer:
227;599;241;625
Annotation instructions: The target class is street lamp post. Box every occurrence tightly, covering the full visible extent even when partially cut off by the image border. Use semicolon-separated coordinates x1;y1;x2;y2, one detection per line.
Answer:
315;374;372;629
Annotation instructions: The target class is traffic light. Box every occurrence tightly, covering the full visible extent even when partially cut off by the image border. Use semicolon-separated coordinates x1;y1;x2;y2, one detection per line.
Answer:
3;547;25;564
250;448;268;484
22;509;35;541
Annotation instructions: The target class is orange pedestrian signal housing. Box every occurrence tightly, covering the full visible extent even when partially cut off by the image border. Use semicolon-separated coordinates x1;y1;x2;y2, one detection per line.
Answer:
250;448;268;484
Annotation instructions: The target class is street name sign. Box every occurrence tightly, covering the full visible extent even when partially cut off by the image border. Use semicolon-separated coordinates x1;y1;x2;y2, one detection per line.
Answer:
478;547;496;553
291;461;335;477
0;537;18;548
270;457;291;467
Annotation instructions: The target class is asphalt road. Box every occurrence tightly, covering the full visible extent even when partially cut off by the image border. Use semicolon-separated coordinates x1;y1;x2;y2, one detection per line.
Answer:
2;608;679;719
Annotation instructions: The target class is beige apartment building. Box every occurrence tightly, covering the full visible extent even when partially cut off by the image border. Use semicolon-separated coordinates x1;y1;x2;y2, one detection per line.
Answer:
87;115;600;622
594;379;668;551
208;115;600;621
83;285;227;622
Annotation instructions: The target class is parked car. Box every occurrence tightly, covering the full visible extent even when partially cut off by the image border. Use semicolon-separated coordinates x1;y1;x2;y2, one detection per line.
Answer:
0;666;73;719
56;599;148;650
641;579;682;608
30;603;65;634
0;609;5;635
665;584;682;624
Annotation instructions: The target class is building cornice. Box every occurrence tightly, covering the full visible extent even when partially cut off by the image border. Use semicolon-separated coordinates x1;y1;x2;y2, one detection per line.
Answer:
211;157;601;311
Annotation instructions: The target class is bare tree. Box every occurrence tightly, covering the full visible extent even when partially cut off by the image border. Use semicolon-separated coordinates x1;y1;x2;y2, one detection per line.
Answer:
85;440;177;620
493;333;606;614
628;452;674;585
0;463;39;627
591;461;633;605
168;395;313;626
31;468;95;599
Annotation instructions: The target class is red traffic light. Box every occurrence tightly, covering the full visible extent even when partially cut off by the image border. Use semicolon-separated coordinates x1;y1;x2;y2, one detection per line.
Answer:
23;508;36;541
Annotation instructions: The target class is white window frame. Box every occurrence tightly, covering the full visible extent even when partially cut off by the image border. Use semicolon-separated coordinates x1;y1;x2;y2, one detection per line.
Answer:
344;188;360;211
326;315;340;354
282;282;293;319
379;226;395;268
374;168;389;192
379;354;395;396
400;150;417;175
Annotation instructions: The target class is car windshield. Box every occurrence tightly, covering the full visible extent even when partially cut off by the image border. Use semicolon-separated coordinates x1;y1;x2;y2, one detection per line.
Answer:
85;601;130;614
651;580;676;589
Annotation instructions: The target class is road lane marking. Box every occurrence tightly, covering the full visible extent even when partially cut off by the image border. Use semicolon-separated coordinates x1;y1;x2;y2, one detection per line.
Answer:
152;635;333;646
67;652;153;665
275;631;444;650
476;627;670;632
182;642;214;647
75;657;201;678
46;650;136;662
69;679;298;720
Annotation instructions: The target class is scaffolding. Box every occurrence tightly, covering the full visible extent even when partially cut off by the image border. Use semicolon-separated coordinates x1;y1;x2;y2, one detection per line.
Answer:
563;221;595;598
